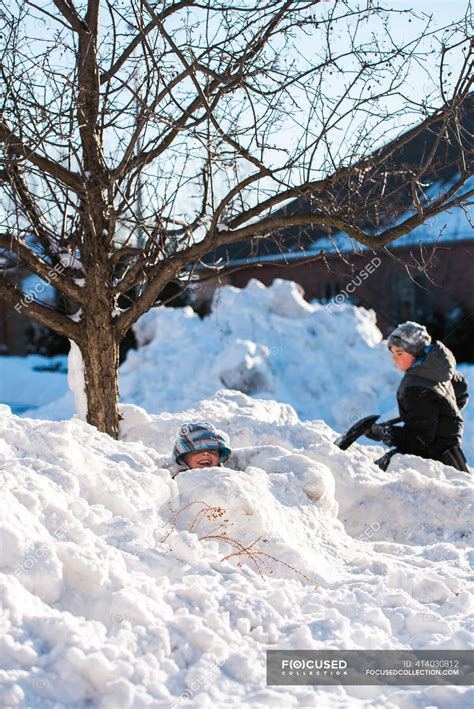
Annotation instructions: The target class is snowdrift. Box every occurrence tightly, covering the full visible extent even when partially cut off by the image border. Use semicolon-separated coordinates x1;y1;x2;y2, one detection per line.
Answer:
1;392;472;708
123;278;399;431
18;278;473;462
23;277;403;428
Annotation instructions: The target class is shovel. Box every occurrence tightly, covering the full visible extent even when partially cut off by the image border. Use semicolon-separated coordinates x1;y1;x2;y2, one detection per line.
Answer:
334;414;402;450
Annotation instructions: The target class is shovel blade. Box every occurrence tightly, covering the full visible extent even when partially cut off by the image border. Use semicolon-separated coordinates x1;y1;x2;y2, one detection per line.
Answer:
335;414;380;450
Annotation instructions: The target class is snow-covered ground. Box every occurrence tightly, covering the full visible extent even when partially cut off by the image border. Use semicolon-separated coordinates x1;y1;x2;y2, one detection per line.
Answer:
0;279;472;707
1;391;472;708
0;354;67;415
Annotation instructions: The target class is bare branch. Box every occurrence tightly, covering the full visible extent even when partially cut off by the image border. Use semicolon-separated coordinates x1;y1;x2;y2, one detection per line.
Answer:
0;234;85;303
0;278;80;340
0;118;82;192
100;1;198;85
52;0;87;33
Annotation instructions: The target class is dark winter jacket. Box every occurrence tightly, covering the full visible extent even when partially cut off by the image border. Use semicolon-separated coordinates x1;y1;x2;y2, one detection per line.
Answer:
389;341;468;460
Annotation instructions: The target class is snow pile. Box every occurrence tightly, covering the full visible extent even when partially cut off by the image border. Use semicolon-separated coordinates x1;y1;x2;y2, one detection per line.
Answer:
25;278;401;428
123;278;399;431
31;277;474;459
0;392;472;707
3;278;473;460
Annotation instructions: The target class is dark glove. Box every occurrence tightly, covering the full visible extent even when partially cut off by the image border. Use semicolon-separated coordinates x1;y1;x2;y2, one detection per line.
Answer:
366;424;394;445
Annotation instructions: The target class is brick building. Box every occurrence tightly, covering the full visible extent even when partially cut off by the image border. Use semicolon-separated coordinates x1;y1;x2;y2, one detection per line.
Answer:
201;97;474;359
223;238;474;336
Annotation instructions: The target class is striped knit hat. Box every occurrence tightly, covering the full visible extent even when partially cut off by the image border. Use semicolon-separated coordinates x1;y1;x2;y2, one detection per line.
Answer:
172;422;232;466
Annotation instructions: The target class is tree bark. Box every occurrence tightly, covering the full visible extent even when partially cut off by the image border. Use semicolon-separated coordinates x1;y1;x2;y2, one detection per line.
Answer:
81;312;120;438
79;238;121;437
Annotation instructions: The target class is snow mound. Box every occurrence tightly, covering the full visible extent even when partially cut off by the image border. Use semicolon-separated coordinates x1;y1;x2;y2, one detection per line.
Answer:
1;392;472;707
23;278;398;427
122;278;397;430
17;277;472;463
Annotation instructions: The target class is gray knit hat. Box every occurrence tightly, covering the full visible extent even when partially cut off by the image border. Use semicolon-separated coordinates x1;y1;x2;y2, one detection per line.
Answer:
387;321;432;357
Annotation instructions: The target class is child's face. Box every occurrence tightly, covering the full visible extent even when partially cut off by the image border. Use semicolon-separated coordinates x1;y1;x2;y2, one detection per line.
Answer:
183;448;220;469
390;346;416;371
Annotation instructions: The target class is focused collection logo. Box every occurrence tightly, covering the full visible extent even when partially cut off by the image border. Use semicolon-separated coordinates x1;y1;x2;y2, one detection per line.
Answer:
267;650;472;686
281;658;348;675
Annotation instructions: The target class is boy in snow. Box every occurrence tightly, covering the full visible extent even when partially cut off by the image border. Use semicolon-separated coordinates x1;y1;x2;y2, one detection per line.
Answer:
172;422;232;471
367;321;470;472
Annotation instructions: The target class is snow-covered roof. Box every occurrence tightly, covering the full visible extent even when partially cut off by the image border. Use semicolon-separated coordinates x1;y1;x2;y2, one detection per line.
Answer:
203;95;473;267
202;194;473;266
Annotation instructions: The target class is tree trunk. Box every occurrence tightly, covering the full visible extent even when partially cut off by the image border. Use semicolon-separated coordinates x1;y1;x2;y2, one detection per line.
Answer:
81;313;120;439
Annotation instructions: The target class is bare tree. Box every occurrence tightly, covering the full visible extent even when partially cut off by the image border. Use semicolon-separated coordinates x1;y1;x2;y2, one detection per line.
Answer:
0;0;472;437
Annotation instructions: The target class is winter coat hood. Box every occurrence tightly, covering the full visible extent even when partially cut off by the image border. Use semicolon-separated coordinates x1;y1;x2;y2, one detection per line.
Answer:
406;341;456;385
